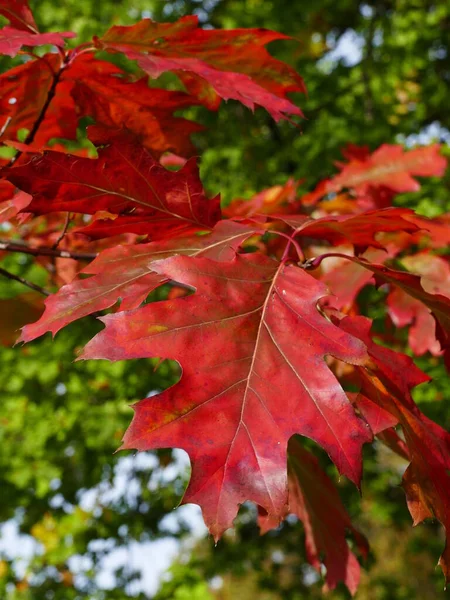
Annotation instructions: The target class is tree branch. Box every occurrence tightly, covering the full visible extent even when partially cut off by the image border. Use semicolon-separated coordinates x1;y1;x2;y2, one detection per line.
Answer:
0;240;97;261
6;53;68;166
0;266;50;296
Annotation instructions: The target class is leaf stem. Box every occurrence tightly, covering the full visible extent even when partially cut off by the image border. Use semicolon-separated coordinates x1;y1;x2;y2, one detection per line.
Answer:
52;213;71;249
302;252;354;270
0;266;50;296
270;230;305;262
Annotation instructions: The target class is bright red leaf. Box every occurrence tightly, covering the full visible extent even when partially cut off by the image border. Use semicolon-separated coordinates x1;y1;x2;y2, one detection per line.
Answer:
313;254;450;362
282;207;420;251
94;16;306;122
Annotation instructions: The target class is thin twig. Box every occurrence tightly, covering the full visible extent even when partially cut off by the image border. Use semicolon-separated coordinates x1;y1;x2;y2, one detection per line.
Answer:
0;266;50;296
0;240;97;261
52;213;71;249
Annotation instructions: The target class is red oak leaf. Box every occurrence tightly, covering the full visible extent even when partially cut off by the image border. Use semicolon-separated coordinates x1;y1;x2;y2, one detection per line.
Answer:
406;213;450;249
339;316;450;583
93;16;305;122
224;179;301;218
0;0;38;33
0;183;31;223
350;393;398;436
72;72;202;157
0;26;75;57
315;248;387;312
315;255;450;362
259;438;369;595
80;253;371;538
0;52;198;156
282;207;419;252
5;137;221;239
388;288;441;356
302;144;447;206
387;253;449;357
20;221;258;341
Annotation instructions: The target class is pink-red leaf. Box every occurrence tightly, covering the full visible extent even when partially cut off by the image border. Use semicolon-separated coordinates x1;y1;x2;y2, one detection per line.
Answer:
316;254;450;360
302;144;447;206
20;221;258;341
0;185;31;223
0;26;75;57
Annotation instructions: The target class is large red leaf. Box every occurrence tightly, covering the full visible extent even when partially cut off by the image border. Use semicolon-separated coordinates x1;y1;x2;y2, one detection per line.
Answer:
302;144;447;206
259;438;368;595
93;16;305;122
20;221;258;341
80;253;371;538
5;137;221;238
0;26;75;57
0;0;38;32
339;316;450;583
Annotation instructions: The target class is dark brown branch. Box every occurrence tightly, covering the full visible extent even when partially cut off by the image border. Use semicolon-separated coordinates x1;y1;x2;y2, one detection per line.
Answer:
0;240;97;261
7;53;68;167
0;266;50;296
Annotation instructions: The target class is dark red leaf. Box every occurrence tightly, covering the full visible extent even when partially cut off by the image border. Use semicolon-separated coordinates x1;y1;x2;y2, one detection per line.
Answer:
0;0;38;33
5;137;221;238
